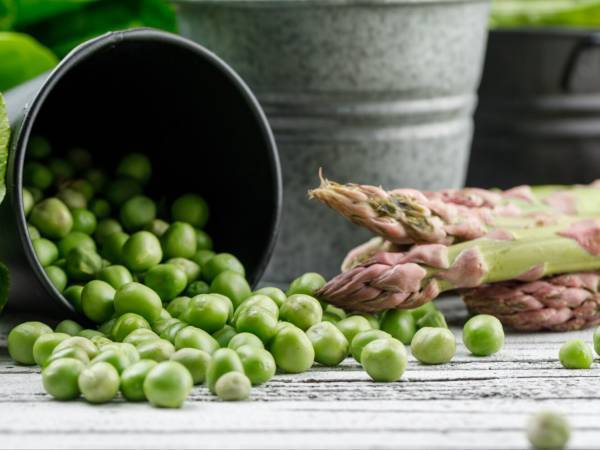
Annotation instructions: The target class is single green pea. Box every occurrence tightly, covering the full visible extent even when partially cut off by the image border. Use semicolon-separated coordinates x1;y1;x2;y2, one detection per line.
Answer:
144;361;193;408
350;329;391;362
120;195;156;231
77;329;106;340
117;153;152;184
89;198;111;220
120;359;158;401
78;362;120;403
324;305;346;322
203;253;245;281
55;320;83;336
213;325;237;348
97;265;133;290
28;224;41;240
254;287;286;307
411;327;456;365
417;310;448;329
32;238;58;267
463;314;504;356
167;258;201;283
191;249;215;268
286;272;326;298
91;348;131;373
215;372;251;401
195;229;213;250
81;280;116;323
235;306;278;343
270;325;315;373
137;339;176;362
94;218;123;245
123;329;160;347
159;320;189;344
63;285;84;312
84;168;107;192
30;198;73;239
181;294;231;333
32;332;70;367
114;282;163;323
28;136;51;160
22;188;34;217
66;247;102;281
232;295;278;324
45;265;67;291
171;348;211;385
47;345;90;366
161;222;197;259
8;321;53;365
228;332;264;351
174;326;220;354
352;313;380;330
111;313;151;342
186;280;210;297
121;231;163;272
66;148;92;171
280;294;323;331
47;158;75;181
206;348;244;394
57;188;87;209
380;310;416;345
336;316;372;344
58;231;96;257
306;321;349;366
42;358;85;400
361;338;407;382
235;345;276;386
107;342;140;366
105;178;142;206
24;161;54;191
54;336;98;359
145;219;169;237
409;302;437;322
166;296;191;318
171;193;209;229
527;411;571;450
100;231;129;264
70;208;97;235
210;271;252;309
559;339;593;369
144;264;187;301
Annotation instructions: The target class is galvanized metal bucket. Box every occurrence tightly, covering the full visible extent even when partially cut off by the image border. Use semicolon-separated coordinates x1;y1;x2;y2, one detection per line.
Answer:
174;0;491;281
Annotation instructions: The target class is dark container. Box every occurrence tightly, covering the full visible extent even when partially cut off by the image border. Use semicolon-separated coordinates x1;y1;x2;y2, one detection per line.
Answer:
1;28;281;316
469;28;600;188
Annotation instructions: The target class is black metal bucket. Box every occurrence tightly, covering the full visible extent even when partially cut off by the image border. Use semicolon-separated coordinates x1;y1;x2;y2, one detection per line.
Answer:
1;28;281;316
469;28;600;188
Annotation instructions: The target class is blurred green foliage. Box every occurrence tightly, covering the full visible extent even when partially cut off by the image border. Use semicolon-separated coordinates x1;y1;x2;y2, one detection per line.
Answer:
492;0;600;27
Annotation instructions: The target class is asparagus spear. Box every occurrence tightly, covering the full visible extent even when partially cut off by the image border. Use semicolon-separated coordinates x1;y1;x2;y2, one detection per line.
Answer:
317;219;600;312
463;272;600;332
309;174;600;245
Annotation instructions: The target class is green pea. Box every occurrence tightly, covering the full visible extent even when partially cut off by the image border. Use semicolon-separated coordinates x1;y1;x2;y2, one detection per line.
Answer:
122;231;163;272
44;265;66;292
123;329;160;347
97;265;133;290
171;348;211;385
113;282;162;323
270;325;315;373
234;295;279;322
63;285;84;312
30;198;73;239
286;272;326;298
57;188;87;209
174;326;220;354
66;247;102;281
195;229;213;250
361;338;407;382
145;219;169;237
42;358;85;400
28;224;41;240
417;310;448;329
137;339;175;362
90;335;112;348
235;306;278;343
94;218;123;245
24;161;54;191
160;320;189;343
252;288;284;308
213;325;237;348
27;136;52;160
78;362;120;403
120;359;158;401
181;294;230;333
215;372;251;401
27;186;43;202
153;318;180;335
120;195;156;231
380;310;416;345
81;280;116;323
352;313;380;330
32;332;70;367
306;321;349;366
144;264;187;301
171;193;209;228
280;294;323;331
324;305;346;322
234;345;275;386
411;327;456;365
186;280;210;297
70;208;97;235
166;296;191;318
90;347;129;373
47;158;75;181
161;222;197;259
336;316;372;344
58;231;96;258
77;329;106;340
593;326;600;356
527;411;571;450
167;258;201;283
111;313;151;342
32;238;58;267
210;271;251;309
409;302;437;322
206;348;244;394
97;317;116;336
55;320;83;336
144;361;193;408
8;321;53;365
84;168;107;192
89;198;111;219
54;336;98;360
22;188;34;217
559;339;593;369
66;148;92;171
100;231;129;264
47;346;90;366
350;329;391;362
117;153;152;184
203;253;244;281
228;332;264;351
462;314;504;356
105;178;142;206
192;249;215;268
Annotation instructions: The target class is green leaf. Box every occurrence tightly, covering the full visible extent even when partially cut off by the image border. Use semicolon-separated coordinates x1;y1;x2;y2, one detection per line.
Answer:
491;0;600;28
0;92;9;206
0;261;8;314
0;0;16;30
13;0;97;28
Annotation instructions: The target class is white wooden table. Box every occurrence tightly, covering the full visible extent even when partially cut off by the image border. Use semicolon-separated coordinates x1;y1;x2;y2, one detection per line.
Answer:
1;297;599;450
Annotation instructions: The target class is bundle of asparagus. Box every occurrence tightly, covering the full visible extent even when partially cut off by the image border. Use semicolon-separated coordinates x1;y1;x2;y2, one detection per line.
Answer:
310;175;600;330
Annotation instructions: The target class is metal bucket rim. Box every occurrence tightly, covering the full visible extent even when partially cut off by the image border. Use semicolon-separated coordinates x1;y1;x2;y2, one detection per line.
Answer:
12;28;282;312
173;0;486;7
490;27;600;38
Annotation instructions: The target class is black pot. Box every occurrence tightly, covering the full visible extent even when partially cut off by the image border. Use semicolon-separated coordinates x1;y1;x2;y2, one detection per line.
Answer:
469;28;600;188
1;28;281;316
